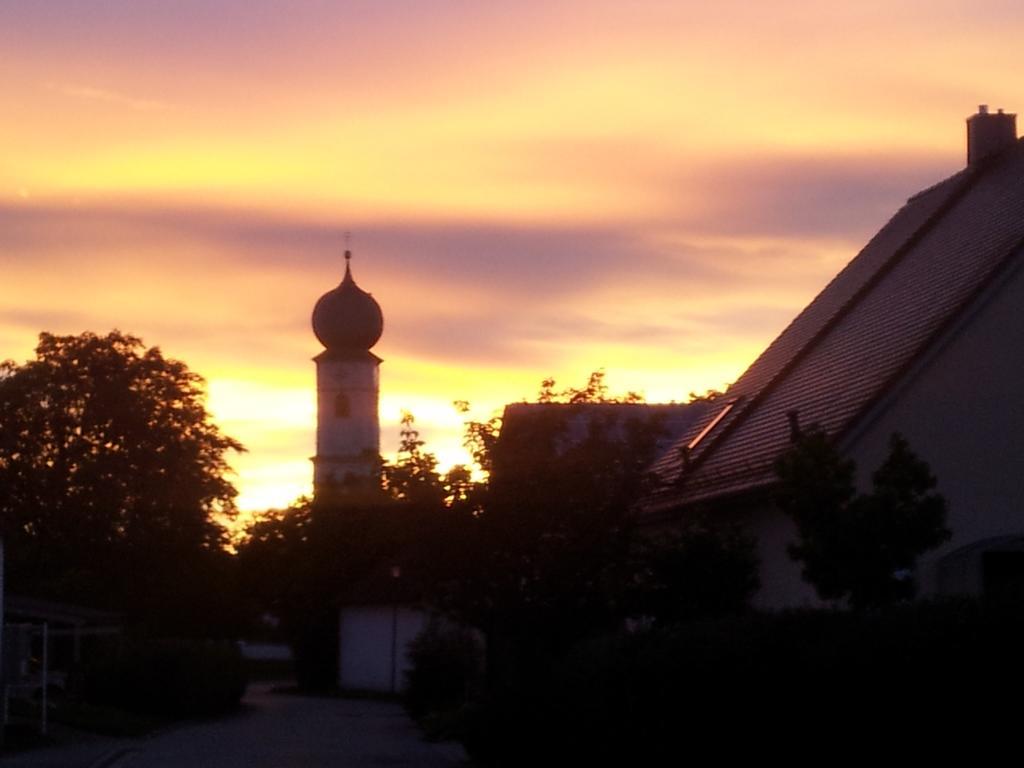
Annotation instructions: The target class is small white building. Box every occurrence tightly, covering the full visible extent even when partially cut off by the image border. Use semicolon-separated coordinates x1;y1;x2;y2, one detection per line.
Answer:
644;106;1024;608
336;564;429;694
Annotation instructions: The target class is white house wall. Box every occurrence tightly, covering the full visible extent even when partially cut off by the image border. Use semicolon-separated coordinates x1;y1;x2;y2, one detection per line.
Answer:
843;254;1024;598
338;605;428;693
743;505;822;611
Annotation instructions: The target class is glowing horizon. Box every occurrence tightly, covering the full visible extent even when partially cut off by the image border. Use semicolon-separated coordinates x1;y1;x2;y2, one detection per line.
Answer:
4;0;1020;512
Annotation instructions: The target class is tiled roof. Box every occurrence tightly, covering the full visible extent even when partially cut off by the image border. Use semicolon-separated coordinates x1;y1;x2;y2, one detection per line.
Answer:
645;140;1024;515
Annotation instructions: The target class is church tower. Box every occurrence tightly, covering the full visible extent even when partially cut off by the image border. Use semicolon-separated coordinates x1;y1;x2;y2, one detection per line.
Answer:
311;250;384;502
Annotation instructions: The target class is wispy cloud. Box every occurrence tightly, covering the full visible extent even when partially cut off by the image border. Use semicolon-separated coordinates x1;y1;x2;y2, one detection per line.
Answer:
46;82;174;112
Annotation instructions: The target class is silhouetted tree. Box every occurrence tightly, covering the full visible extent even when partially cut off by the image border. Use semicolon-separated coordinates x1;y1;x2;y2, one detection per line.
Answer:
774;428;950;609
629;517;759;626
235;497;316;635
237;495;349;689
536;369;643;404
383;411;475;509
434;374;670;663
241;373;753;691
238;411;465;689
0;331;244;631
406;371;762;729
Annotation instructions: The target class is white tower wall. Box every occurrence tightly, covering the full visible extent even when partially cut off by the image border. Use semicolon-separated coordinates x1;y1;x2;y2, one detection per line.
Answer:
313;353;381;489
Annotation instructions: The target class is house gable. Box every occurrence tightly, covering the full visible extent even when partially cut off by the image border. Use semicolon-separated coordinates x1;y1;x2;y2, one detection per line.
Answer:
841;246;1024;597
645;136;1024;517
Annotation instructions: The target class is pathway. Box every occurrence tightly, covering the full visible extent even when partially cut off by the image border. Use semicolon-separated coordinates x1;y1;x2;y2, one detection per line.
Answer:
2;684;470;768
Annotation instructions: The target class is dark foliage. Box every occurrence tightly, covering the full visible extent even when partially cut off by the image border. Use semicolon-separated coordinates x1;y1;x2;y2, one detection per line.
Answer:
456;599;1024;763
242;372;757;696
76;637;246;719
403;620;484;729
536;369;644;404
401;373;760;734
439;375;759;649
237;490;457;691
383;411;475;509
629;517;759;626
774;428;950;609
437;377;669;656
238;497;376;691
0;331;245;634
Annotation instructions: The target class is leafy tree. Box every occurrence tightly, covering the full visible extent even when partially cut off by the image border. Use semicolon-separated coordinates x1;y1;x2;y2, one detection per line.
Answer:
238;413;458;689
0;331;244;628
436;374;670;656
629;517;759;626
236;495;348;689
383;411;443;504
383;411;475;509
414;371;764;717
774;428;950;610
235;497;316;628
238;408;479;689
537;369;643;404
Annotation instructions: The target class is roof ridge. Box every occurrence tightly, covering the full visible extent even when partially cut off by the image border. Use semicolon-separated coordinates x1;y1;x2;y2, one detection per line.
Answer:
906;167;970;203
660;161;984;504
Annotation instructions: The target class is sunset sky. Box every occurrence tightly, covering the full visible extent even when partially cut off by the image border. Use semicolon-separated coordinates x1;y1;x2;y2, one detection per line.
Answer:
3;1;1021;515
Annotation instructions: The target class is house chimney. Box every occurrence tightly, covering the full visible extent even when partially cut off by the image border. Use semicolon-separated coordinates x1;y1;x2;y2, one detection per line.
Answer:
967;105;1017;166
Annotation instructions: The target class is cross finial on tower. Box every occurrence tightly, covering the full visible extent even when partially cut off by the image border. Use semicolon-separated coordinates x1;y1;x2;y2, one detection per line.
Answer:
342;232;354;280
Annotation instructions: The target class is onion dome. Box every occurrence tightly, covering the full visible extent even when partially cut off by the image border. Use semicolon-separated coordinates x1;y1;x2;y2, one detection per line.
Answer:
312;251;384;352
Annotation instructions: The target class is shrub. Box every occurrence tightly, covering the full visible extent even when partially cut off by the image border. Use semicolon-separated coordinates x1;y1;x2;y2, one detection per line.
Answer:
403;621;484;730
455;599;1024;763
76;637;247;719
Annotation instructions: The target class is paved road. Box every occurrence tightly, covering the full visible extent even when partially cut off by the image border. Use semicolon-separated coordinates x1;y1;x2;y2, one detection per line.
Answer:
3;684;470;768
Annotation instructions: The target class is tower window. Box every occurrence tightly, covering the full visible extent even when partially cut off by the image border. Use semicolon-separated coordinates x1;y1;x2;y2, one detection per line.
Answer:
335;393;351;418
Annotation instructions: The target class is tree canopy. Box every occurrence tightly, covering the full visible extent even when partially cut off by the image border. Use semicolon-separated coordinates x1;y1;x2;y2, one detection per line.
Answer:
0;331;244;624
434;372;757;648
774;427;950;609
383;411;474;509
237;412;463;689
239;371;758;688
